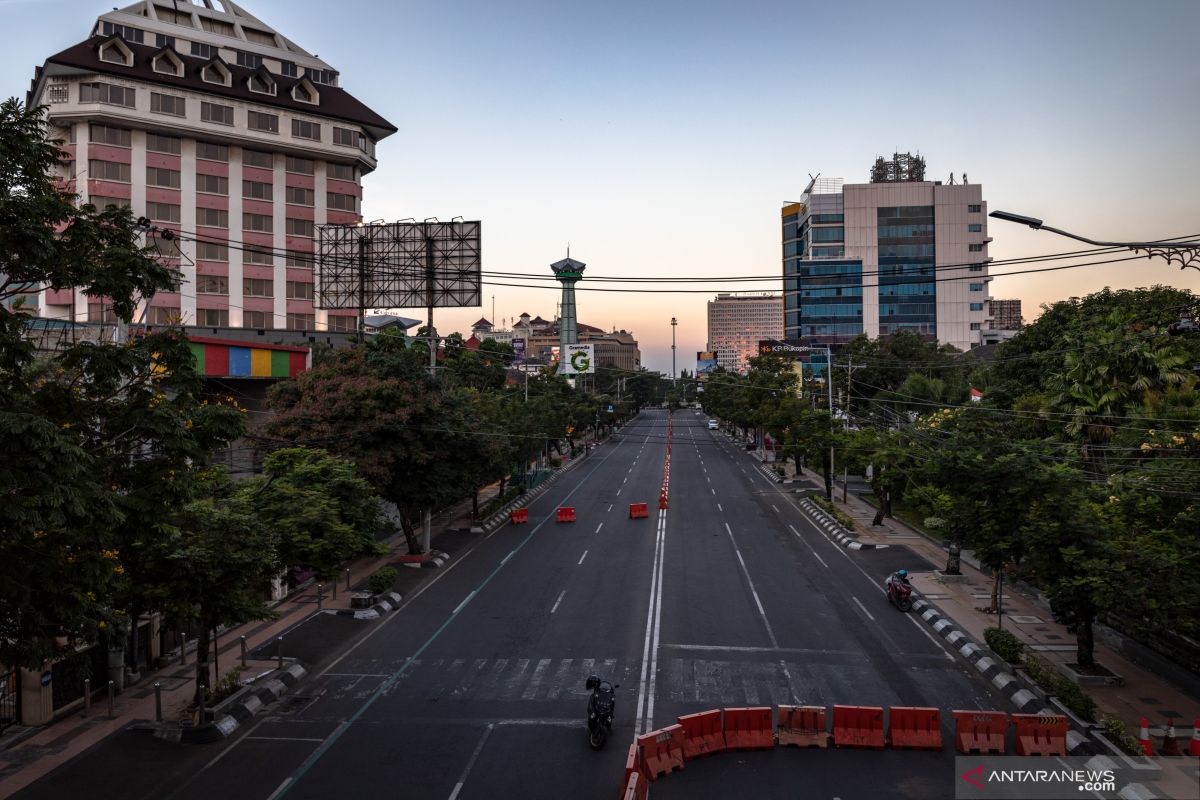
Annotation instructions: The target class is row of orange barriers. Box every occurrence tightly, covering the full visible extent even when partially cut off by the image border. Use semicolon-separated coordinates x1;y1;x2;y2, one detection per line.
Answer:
619;706;1070;796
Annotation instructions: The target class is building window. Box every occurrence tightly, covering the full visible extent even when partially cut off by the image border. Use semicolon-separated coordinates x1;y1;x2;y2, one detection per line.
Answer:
292;81;317;104
197;207;228;228
280;60;298;77
970;322;982;330
146;166;181;188
969;302;984;311
46;83;69;104
191;42;217;60
196;242;228;261
243;310;273;329
286;280;313;300
201;62;231;87
285;186;314;206
201;101;234;125
328;163;356;182
332;126;363;149
248;73;275;96
146;202;180;223
969;283;985;291
90;195;130;211
150;92;186;116
146;306;180;325
969;263;984;271
243;27;276;46
80;82;136;107
197;308;229;327
242;149;273;168
305;68;338;86
196;275;229;295
286;312;315;330
285;156;314;175
247;111;279;133
155;33;176;49
243;180;273;201
99;40;134;67
87;302;116;323
286;218;313;237
243;213;273;233
88;159;131;183
196;174;228;195
286;250;313;268
243;278;273;297
328;315;356;332
291;119;321;140
88;123;131;147
152;51;182;76
968;243;985;252
196;141;229;162
968;204;981;213
154;6;190;26
236;51;264;69
146;132;181;154
243;247;273;265
968;223;983;232
200;17;235;36
100;22;145;43
326;192;357;212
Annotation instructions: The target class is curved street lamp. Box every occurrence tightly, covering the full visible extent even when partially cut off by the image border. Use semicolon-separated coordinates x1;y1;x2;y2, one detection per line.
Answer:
989;209;1200;271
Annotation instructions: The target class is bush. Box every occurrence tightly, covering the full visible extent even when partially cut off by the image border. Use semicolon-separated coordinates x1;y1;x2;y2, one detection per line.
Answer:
204;666;245;705
549;457;562;469
1024;653;1097;723
811;495;855;530
1101;714;1143;756
984;627;1025;664
367;566;397;595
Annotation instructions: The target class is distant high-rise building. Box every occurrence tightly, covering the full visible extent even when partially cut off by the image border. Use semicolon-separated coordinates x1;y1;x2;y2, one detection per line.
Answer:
706;293;783;373
782;155;992;351
989;299;1022;330
26;1;395;331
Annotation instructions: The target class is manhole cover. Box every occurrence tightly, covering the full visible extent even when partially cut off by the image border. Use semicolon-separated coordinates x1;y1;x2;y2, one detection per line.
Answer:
1007;615;1043;624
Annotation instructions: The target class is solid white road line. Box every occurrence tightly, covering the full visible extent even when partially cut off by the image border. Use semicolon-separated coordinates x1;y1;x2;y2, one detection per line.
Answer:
447;723;494;800
851;595;876;622
578;550;588;565
635;511;667;736
550;590;566;614
453;590;477;616
724;522;779;648
787;524;829;568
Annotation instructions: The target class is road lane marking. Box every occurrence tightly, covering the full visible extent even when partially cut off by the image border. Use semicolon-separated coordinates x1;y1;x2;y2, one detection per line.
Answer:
550;590;566;614
717;503;723;512
772;504;780;513
607;504;613;512
453;590;477;615
578;550;588;565
724;522;779;648
246;737;326;742
501;550;515;565
851;595;876;621
447;723;494;800
595;522;603;533
711;488;715;495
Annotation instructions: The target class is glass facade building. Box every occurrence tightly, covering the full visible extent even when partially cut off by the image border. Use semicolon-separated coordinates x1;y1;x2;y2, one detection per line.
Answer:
877;205;936;337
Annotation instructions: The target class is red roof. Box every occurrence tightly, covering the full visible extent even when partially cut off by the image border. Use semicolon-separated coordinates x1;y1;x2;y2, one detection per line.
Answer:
465;335;481;351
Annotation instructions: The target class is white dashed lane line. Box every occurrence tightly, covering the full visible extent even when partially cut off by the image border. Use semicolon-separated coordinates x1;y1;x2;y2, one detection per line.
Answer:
578;550;588;565
550;590;566;614
595;523;604;534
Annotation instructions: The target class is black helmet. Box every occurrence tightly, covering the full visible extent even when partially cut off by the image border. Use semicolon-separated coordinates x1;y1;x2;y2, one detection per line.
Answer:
586;675;599;691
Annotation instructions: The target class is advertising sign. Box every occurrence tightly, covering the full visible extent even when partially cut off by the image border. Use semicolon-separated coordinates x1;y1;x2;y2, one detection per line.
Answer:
559;344;595;375
511;337;526;365
696;351;718;375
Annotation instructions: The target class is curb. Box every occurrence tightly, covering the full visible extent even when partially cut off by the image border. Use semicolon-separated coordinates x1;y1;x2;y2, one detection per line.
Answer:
137;662;309;743
330;590;404;619
397;551;449;570
798;497;887;551
755;463;784;484
909;596;1092;756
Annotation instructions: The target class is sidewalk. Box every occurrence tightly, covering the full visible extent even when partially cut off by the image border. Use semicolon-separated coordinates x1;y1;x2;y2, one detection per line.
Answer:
0;479;510;800
781;457;1200;742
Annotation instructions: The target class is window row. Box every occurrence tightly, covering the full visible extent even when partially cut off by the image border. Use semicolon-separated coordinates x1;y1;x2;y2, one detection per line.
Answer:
193;276;315;299
195;243;316;267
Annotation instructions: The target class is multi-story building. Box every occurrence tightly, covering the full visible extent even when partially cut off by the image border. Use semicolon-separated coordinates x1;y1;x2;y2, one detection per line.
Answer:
480;313;641;371
706;292;784;373
26;0;395;331
989;299;1022;331
782;154;992;351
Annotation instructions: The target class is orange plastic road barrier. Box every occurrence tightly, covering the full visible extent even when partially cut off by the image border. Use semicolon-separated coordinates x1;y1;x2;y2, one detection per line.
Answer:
555;507;576;523
677;709;726;759
1012;713;1068;756
623;742;648;788
621;771;647;800
832;705;886;750
636;725;685;780
723;706;774;751
888;706;942;751
659;490;668;510
1190;717;1200;757
629;503;649;519
510;508;529;524
777;705;829;748
953;710;1008;754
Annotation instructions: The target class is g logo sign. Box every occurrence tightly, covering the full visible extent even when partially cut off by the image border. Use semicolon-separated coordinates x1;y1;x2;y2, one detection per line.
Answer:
570;350;591;373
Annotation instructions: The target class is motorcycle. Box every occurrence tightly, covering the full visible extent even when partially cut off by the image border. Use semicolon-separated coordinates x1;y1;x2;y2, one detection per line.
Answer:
585;675;617;750
885;573;913;612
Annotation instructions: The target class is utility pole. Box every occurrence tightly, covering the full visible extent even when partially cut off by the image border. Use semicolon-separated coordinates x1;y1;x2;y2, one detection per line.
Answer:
357;230;368;343
843;355;851;502
826;346;834;502
422;225;437;554
671;317;677;388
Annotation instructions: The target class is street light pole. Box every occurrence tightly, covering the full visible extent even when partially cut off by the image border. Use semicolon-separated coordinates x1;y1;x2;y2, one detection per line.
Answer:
670;317;677;388
989;210;1200;271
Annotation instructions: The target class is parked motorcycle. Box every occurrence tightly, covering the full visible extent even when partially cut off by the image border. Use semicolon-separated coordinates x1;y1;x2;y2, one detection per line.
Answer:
885;572;913;612
585;675;617;749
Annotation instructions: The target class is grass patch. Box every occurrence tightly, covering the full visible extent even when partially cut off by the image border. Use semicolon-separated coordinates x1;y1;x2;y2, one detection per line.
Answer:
810;495;856;530
1024;653;1097;723
860;493;945;544
984;627;1025;664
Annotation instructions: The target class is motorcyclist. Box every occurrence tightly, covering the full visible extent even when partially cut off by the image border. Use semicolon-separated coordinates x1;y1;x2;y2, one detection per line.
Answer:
890;568;909;586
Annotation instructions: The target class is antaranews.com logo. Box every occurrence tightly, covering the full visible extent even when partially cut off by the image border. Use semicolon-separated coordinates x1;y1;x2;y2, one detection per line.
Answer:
955;756;1196;800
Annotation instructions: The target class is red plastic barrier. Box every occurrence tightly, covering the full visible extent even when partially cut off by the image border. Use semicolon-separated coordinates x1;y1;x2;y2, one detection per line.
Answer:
832;705;886;750
777;705;829;748
723;707;774;751
556;507;576;523
953;710;1008;754
659;490;668;510
510;508;529;524
623;742;647;789
620;771;646;800
677;709;726;759
629;503;649;519
636;725;685;780
1013;714;1068;756
888;706;942;751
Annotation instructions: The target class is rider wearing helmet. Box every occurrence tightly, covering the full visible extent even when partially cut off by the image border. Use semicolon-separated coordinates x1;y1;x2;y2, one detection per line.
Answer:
893;568;909;584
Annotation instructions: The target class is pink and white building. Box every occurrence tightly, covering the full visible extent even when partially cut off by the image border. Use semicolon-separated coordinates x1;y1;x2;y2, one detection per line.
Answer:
26;0;395;331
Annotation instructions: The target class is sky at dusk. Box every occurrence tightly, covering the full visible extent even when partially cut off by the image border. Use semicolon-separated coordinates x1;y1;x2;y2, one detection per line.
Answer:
3;0;1198;374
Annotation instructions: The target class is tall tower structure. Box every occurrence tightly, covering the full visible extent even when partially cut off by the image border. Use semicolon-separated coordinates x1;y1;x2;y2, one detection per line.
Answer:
550;256;585;351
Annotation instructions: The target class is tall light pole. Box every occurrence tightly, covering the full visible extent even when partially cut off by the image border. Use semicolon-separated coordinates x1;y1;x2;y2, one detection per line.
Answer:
670;317;677;387
989;210;1200;271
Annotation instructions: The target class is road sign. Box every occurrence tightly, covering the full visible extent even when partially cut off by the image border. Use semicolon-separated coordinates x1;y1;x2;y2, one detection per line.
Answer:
559;344;595;375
